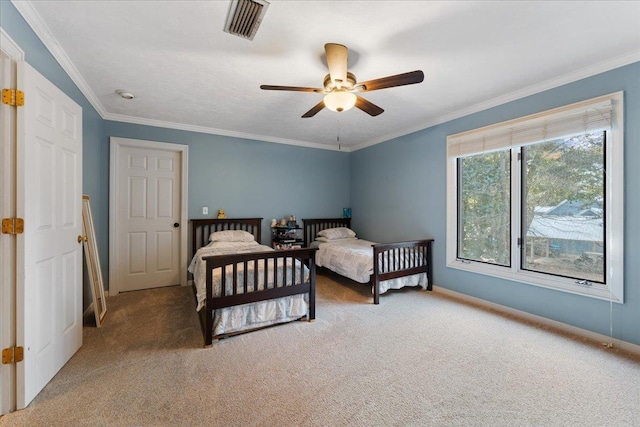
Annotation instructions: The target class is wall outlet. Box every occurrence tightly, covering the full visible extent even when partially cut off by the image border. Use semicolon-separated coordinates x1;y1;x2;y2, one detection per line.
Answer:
202;206;208;215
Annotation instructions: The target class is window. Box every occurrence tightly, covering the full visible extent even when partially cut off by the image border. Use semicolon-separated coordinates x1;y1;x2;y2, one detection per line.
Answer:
446;92;624;302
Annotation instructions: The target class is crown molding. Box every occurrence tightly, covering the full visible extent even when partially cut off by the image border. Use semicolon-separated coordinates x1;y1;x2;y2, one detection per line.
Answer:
103;113;346;152
0;27;25;60
11;0;108;117
352;51;640;151
11;0;639;153
11;1;346;152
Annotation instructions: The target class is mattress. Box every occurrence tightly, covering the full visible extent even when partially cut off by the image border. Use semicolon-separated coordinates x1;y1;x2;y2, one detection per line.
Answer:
313;238;428;294
188;241;310;336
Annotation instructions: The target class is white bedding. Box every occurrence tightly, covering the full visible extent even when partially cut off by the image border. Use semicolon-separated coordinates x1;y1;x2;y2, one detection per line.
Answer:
312;238;428;294
188;241;310;337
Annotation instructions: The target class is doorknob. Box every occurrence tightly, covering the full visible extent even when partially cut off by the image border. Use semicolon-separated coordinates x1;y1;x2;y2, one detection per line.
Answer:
77;235;87;243
173;223;179;228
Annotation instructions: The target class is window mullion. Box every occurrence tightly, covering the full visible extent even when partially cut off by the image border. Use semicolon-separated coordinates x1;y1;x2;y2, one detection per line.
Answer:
446;92;623;303
511;148;522;273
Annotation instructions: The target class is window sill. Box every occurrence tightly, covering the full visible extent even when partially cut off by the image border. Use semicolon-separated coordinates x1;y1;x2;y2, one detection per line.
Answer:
447;258;621;303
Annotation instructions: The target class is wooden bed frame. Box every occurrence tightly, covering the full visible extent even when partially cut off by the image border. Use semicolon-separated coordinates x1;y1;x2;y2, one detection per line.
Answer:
303;218;433;304
191;218;317;347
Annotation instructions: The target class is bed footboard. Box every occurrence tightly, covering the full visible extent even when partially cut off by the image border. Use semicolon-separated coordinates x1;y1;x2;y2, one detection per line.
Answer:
372;239;434;304
302;218;434;304
199;247;317;347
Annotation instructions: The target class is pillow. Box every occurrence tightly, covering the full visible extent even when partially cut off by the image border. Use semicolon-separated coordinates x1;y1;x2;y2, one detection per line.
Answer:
208;240;259;249
317;227;356;240
315;236;357;243
209;230;255;242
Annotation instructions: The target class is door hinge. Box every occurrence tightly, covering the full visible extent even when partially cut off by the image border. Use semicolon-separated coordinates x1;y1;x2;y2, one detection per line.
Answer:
1;88;25;107
1;218;24;234
2;346;24;364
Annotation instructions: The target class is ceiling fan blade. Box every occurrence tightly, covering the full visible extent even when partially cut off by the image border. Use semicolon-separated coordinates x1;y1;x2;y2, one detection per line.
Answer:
358;70;424;92
325;43;348;86
355;96;384;116
260;85;323;93
302;100;326;118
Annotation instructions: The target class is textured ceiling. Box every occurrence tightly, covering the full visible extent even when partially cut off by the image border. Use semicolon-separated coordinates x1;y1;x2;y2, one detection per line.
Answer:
12;0;640;151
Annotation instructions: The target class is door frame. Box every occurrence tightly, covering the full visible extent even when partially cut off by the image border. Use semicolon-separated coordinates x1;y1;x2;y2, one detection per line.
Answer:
0;27;24;416
109;137;188;295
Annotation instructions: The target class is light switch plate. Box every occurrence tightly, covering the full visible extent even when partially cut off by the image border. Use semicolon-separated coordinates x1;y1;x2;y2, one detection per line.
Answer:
202;207;208;215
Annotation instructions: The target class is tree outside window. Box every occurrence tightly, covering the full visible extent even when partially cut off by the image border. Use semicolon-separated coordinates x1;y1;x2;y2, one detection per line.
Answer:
447;92;623;302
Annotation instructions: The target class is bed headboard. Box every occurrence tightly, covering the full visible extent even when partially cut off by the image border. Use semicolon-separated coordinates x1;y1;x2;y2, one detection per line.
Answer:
302;218;352;246
191;218;263;256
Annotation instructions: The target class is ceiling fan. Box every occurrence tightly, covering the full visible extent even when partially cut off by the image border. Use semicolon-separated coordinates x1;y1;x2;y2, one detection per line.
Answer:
260;43;424;118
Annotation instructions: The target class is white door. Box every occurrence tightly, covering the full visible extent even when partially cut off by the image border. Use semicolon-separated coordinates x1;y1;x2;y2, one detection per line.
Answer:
0;54;17;416
111;139;186;293
16;61;83;409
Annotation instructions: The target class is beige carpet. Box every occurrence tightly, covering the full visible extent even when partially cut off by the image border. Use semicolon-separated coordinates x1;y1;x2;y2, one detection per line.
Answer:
2;271;640;426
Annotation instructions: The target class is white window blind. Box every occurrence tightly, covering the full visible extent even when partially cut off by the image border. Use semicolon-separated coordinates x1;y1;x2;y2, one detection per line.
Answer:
448;94;614;158
445;91;624;303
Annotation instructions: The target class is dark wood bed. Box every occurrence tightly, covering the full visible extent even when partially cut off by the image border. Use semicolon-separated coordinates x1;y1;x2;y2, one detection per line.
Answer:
303;218;433;304
190;218;317;347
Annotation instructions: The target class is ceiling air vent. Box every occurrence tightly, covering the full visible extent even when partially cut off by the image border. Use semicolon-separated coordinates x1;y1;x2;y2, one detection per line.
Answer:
224;0;270;41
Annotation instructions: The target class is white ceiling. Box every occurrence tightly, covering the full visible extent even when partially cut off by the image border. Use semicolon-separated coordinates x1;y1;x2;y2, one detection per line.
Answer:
12;0;640;151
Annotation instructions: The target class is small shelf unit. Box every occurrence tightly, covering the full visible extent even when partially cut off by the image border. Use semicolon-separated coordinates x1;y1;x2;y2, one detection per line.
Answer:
271;225;303;250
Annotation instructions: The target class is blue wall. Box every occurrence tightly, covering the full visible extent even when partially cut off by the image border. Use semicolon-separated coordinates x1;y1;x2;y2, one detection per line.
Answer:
105;122;350;246
2;0;349;292
4;0;640;346
351;62;640;346
2;2;107;307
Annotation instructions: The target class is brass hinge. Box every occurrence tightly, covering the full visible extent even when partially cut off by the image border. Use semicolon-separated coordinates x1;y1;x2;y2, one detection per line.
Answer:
1;218;24;234
1;88;25;107
1;346;24;364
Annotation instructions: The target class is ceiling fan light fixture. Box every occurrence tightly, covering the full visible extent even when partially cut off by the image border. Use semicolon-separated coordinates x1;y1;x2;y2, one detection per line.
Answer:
323;91;356;113
260;43;424;118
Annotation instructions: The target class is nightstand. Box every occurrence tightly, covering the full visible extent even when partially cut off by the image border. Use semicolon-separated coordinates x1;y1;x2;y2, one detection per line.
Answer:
271;225;303;249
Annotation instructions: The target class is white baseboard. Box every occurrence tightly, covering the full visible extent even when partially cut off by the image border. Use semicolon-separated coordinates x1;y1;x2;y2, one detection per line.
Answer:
432;286;640;356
